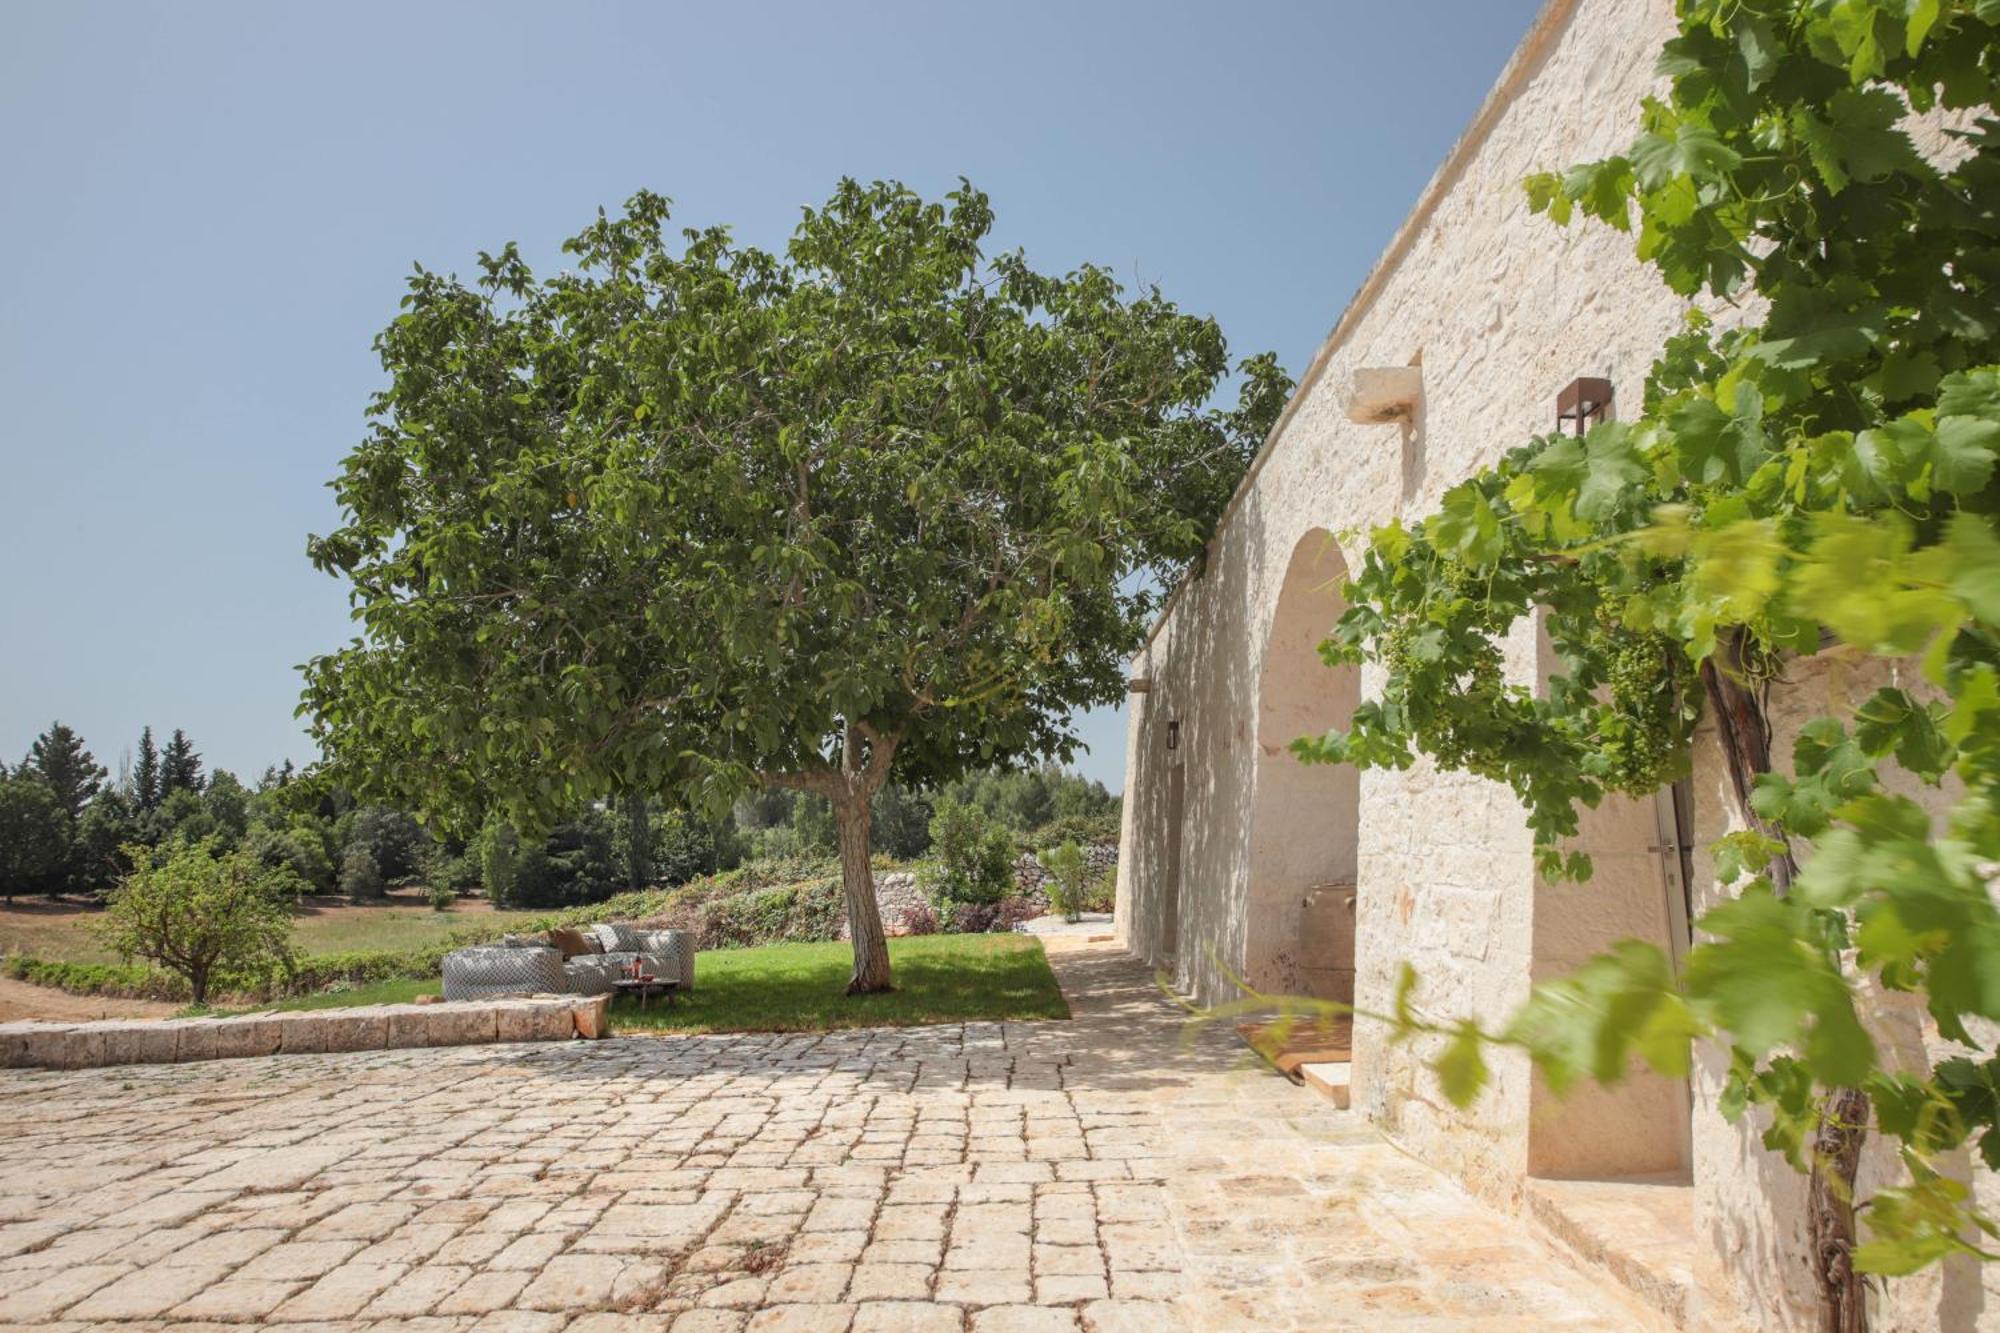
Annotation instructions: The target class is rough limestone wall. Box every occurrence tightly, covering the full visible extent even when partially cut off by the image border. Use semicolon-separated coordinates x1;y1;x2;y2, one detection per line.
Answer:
1115;1;1999;1326
1122;0;1687;1209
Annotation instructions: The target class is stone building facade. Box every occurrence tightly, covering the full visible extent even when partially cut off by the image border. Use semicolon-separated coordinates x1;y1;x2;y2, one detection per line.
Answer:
1113;0;1996;1327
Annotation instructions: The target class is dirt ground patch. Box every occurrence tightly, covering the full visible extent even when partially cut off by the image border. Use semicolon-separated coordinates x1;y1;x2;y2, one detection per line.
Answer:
0;886;542;967
0;975;178;1023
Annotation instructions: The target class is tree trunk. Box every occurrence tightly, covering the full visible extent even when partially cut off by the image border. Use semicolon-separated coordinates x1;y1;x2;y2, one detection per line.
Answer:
623;790;653;893
833;792;893;994
1700;631;1867;1333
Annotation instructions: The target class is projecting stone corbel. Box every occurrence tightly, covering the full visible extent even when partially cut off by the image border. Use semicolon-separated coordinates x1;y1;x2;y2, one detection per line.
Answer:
1344;365;1423;424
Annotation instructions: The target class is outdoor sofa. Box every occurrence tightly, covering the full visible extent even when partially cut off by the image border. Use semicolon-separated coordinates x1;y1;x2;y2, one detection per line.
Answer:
442;922;694;1001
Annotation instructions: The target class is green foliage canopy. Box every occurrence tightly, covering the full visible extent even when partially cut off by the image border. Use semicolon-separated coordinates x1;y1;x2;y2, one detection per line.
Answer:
303;179;1286;833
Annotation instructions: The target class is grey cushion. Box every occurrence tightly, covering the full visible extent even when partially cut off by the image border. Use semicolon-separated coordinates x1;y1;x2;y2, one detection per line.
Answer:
565;953;629;997
590;922;646;954
637;929;695;990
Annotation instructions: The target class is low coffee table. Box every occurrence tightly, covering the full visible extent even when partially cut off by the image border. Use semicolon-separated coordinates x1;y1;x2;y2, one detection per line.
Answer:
612;976;679;1011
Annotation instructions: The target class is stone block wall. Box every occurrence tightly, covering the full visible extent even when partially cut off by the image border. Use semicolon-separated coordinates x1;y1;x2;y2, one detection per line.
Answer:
1115;0;1994;1327
1118;0;1689;1207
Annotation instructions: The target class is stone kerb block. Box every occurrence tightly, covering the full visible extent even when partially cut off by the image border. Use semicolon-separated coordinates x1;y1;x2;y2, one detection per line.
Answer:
0;1021;67;1069
174;1018;223;1063
95;1020;181;1068
385;1001;500;1049
34;1023;108;1070
493;998;573;1044
274;1012;331;1055
571;995;610;1040
211;1015;285;1060
322;1008;389;1052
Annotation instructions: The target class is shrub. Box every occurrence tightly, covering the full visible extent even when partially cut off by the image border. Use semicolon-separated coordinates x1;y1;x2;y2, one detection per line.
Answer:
94;839;297;1006
339;844;385;903
426;880;456;911
242;823;335;896
431;848;483;893
1038;840;1090;923
996;895;1043;932
901;902;940;936
923;797;1014;909
1080;865;1116;913
340;805;430;882
949;901;999;934
1033;812;1121;852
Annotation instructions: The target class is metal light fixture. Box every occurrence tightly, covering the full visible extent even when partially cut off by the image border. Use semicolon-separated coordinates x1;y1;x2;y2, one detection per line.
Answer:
1556;376;1613;436
1166;720;1181;751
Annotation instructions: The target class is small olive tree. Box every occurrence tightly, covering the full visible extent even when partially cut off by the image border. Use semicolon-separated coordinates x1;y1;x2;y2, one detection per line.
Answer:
96;840;296;1006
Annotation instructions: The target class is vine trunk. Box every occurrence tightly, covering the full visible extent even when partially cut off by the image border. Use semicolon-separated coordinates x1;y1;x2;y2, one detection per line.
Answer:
1700;630;1867;1333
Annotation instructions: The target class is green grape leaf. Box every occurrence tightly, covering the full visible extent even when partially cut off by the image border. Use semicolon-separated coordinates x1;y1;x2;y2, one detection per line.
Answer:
1852;688;1951;778
1632;122;1744;190
1685;888;1876;1085
1530;423;1646;520
1436;1020;1491;1108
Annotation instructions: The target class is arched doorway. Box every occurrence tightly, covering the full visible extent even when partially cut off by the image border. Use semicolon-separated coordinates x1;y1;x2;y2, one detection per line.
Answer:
1245;530;1361;1002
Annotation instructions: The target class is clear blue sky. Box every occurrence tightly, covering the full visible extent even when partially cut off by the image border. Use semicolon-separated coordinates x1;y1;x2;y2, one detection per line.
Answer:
0;0;1543;793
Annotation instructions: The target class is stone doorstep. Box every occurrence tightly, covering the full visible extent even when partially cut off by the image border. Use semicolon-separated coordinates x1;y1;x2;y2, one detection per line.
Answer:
0;994;607;1072
1525;1174;1701;1331
1299;1060;1351;1110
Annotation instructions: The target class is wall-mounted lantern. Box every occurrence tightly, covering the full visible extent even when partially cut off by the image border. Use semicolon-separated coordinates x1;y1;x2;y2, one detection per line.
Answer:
1166;720;1181;751
1556;377;1613;436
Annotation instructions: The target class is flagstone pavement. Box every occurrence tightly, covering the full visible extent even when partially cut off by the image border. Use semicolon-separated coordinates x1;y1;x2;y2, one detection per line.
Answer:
0;941;1644;1331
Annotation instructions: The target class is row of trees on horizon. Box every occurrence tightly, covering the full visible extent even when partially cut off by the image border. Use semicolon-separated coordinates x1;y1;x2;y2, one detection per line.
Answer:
0;719;1118;908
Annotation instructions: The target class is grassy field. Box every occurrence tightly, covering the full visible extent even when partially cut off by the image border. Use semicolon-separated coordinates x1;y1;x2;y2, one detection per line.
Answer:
216;935;1067;1031
0;888;546;966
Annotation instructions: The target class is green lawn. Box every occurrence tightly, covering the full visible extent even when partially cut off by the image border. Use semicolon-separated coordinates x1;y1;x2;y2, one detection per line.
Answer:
284;898;547;954
213;934;1068;1033
608;934;1068;1034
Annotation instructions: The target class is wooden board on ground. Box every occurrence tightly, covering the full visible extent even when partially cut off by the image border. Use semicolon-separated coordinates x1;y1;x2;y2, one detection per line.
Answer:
1235;1016;1352;1083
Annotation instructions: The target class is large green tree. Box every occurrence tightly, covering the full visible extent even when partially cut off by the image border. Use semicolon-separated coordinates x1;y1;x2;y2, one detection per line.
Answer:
304;179;1287;991
133;725;162;813
0;769;65;902
160;728;203;797
24;721;104;827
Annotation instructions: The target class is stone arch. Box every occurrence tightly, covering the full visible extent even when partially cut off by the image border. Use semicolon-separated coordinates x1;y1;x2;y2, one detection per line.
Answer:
1244;529;1360;1001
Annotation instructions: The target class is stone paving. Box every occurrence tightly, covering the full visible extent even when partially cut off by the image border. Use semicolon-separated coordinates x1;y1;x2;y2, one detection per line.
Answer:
0;942;1640;1331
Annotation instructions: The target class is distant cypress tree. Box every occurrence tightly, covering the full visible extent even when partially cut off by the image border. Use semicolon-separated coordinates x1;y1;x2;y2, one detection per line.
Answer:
134;726;162;812
24;722;105;826
160;729;204;796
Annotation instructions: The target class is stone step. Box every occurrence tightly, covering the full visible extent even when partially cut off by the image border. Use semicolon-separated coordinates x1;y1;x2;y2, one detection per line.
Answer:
1526;1175;1699;1330
1300;1059;1351;1109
